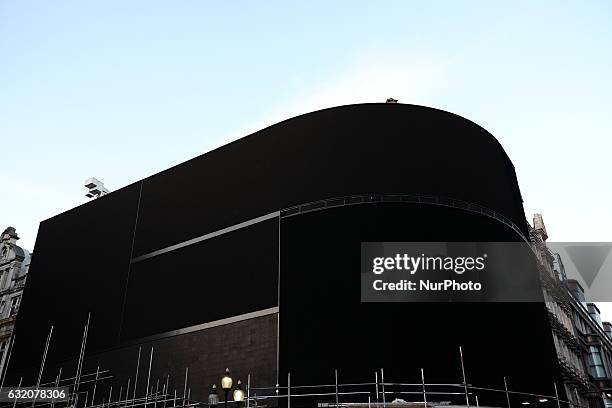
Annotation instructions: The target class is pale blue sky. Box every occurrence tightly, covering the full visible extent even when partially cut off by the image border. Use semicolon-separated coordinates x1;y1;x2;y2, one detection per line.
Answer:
1;1;611;312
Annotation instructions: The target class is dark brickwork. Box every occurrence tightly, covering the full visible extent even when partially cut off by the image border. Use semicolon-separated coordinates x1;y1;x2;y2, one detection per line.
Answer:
47;314;277;406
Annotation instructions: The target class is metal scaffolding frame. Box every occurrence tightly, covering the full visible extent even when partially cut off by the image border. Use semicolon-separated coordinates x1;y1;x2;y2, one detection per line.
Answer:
1;311;596;408
1;340;581;408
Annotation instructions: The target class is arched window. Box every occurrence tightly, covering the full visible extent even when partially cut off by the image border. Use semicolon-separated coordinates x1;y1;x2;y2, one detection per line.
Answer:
0;247;7;259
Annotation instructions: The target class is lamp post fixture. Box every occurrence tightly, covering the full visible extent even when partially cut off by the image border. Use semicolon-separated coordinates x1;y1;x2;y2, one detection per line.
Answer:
208;384;219;408
221;368;233;408
233;380;244;403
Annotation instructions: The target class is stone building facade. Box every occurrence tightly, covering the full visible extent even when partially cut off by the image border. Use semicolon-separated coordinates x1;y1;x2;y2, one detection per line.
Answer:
531;215;612;408
0;227;31;380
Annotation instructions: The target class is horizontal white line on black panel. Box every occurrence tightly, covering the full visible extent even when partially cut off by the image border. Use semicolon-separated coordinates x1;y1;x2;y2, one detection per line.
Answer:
122;306;279;345
130;211;281;263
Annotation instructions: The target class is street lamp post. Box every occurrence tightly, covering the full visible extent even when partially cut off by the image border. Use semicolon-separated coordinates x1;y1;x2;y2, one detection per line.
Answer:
208;384;219;408
221;368;233;408
233;380;244;403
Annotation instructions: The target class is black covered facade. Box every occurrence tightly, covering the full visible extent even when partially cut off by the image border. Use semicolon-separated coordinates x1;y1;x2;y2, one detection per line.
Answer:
8;104;561;405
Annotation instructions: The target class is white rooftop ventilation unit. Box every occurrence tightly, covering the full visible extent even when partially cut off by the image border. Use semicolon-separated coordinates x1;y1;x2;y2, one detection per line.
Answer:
84;177;110;199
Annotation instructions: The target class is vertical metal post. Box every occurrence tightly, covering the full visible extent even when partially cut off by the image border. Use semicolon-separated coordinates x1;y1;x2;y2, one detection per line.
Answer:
75;320;86;393
74;313;91;398
459;347;470;408
125;378;131;408
375;372;379;405
36;325;54;387
380;369;386;408
12;377;22;408
182;368;188;408
246;374;251;408
108;386;113;408
118;386;124;408
133;347;142;408
503;377;511;408
145;348;154;408
32;326;53;408
163;375;170;408
421;368;427;406
51;367;62;408
335;369;339;407
276;215;281;388
476;396;480;408
368;395;371;408
92;366;100;406
287;372;291;408
553;383;562;408
154;379;160;408
173;390;177;408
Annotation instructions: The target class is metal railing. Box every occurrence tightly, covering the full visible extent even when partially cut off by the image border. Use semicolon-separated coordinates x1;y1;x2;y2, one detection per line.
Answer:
239;370;575;408
280;194;528;243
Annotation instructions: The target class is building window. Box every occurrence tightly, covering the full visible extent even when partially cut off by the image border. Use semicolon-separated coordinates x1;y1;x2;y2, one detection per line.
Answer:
588;346;608;379
9;296;21;317
0;340;6;364
0;247;7;259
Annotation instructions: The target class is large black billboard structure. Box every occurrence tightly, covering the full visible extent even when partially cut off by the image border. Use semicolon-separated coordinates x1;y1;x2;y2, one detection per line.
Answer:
6;103;562;406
